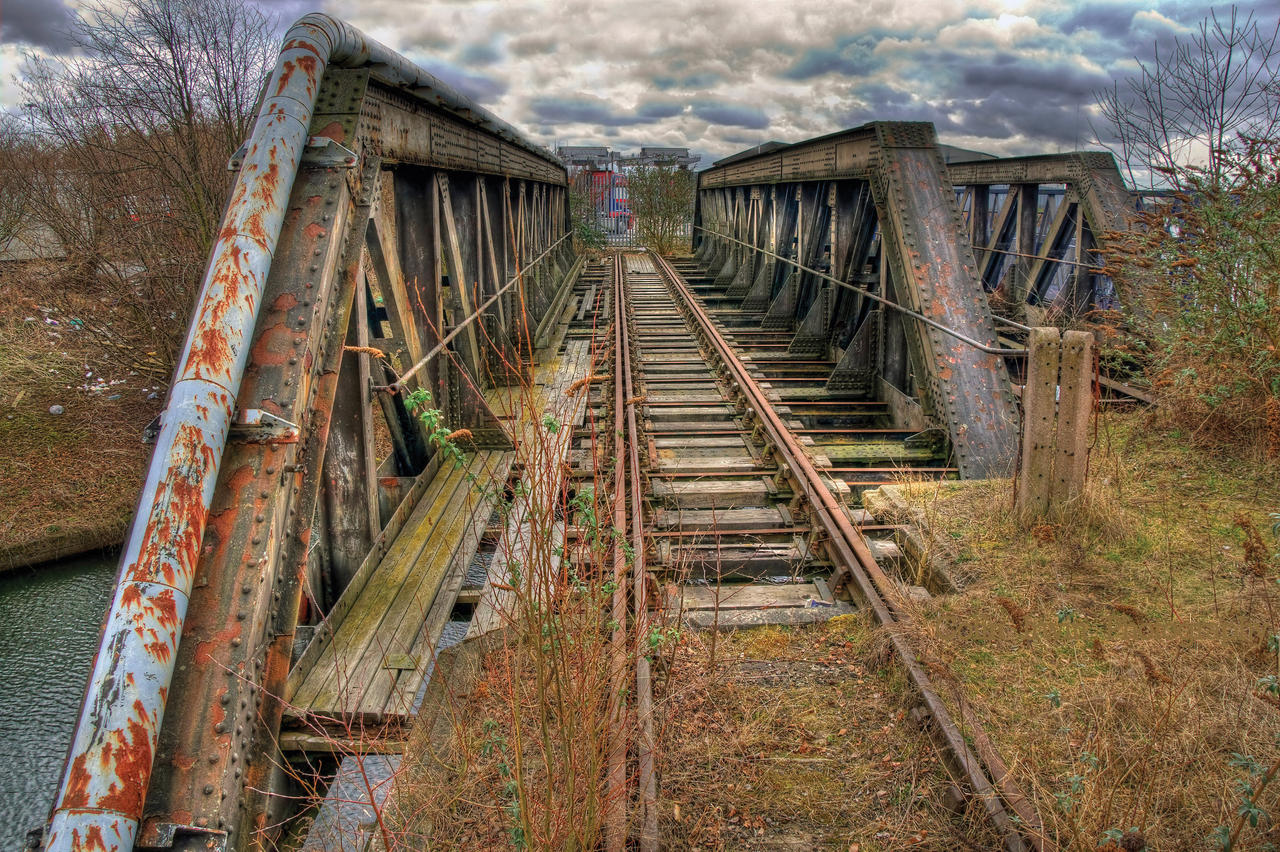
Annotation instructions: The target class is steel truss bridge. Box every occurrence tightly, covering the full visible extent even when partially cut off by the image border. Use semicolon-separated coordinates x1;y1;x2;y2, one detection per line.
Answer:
40;14;1136;852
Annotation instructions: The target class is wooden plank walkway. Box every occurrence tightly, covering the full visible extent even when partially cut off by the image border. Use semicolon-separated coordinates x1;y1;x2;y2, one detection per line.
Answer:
287;449;514;724
469;338;593;637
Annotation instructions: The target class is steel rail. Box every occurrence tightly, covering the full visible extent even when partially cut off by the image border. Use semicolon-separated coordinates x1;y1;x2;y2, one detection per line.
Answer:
649;249;1046;852
693;225;1027;356
392;231;572;390
46;14;563;852
605;253;630;851
618;256;659;850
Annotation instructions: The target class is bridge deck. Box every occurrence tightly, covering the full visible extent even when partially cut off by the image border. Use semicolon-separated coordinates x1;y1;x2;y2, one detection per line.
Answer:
287;449;514;724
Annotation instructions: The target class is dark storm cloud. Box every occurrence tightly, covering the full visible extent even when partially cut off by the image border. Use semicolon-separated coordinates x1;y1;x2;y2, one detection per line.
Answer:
529;95;633;127
651;71;725;90
420;60;508;103
508;34;556;58
964;92;1093;146
1;0;75;50
459;41;503;67
689;101;769;130
781;35;881;81
644;53;728;91
529;94;691;128
636;98;685;121
1059;4;1137;38
961;54;1110;99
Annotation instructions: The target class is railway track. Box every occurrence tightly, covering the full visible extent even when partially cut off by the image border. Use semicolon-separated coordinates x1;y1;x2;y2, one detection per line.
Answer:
573;249;1046;851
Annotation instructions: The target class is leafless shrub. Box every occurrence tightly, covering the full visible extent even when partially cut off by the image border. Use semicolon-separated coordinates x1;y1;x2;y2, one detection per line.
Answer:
626;164;695;255
16;0;276;381
1094;5;1280;190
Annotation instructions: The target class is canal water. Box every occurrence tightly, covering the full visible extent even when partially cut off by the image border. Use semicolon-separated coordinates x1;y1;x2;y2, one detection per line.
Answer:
0;551;116;848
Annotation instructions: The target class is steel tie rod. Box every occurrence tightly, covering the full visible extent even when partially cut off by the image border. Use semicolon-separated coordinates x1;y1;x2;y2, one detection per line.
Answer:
392;231;572;391
693;225;1028;356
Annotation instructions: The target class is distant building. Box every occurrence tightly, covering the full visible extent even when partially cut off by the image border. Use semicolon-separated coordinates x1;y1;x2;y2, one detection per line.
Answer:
558;145;700;242
557;145;700;172
557;146;615;171
619;147;701;169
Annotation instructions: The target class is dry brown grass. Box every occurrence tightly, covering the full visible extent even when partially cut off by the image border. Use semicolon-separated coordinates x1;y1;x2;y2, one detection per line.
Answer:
392;615;998;851
387;280;627;850
395;632;616;849
0;265;157;567
654;617;992;851
887;407;1280;849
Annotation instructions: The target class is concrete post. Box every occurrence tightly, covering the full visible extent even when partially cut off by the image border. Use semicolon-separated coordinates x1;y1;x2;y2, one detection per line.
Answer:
1017;327;1060;520
1050;330;1094;507
1016;327;1095;522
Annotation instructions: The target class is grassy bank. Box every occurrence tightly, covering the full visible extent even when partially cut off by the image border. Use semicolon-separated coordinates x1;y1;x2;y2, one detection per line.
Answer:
0;266;158;570
881;408;1280;849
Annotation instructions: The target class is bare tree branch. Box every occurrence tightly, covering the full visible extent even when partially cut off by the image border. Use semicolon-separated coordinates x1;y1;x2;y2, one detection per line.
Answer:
1093;5;1280;189
14;0;277;380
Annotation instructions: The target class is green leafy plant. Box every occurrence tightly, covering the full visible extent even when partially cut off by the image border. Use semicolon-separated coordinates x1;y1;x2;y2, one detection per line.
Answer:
405;388;466;467
1211;751;1280;850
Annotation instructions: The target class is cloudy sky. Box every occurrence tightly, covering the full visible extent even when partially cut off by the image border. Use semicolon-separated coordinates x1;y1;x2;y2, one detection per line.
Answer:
4;0;1277;168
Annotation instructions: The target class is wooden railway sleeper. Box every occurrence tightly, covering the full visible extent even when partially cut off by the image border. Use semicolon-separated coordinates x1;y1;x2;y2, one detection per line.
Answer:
650;249;1044;852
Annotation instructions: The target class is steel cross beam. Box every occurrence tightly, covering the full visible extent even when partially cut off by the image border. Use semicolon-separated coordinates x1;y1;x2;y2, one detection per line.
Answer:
45;15;575;852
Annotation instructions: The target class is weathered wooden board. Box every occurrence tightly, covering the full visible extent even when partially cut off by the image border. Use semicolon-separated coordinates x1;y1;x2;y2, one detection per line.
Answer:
468;337;591;638
288;449;513;721
670;582;832;611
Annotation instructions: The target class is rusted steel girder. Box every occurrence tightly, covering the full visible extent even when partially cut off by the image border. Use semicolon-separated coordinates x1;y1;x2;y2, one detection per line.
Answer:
46;14;568;852
694;122;1018;478
948;152;1133;320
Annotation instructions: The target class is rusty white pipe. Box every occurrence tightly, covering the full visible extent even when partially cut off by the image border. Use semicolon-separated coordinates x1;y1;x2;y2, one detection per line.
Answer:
46;15;558;852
